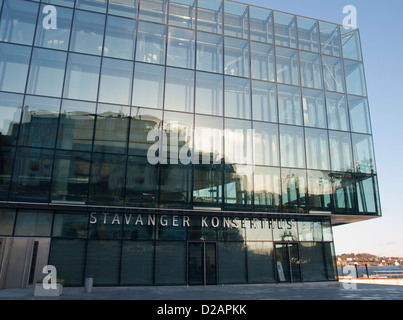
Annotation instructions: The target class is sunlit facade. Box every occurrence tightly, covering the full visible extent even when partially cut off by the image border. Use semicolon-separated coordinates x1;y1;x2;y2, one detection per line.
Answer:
0;0;380;288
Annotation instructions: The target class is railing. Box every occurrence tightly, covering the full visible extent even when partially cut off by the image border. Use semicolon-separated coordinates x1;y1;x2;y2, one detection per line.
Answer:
372;271;403;278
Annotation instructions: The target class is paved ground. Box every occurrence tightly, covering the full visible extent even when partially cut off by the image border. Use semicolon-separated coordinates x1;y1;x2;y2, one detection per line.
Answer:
0;282;403;300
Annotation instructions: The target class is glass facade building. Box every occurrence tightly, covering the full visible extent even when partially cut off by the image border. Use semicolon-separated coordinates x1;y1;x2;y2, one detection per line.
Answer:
0;0;380;287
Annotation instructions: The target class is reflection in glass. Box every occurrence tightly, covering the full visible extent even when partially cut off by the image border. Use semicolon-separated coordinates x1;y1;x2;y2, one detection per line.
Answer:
352;133;375;174
319;21;341;57
99;58;133;105
300;51;322;89
274;11;297;48
250;42;275;82
14;210;53;236
278;84;302;126
251;80;277;123
164;67;194;113
328;131;353;172
249;6;273;43
196;32;223;73
0;43;31;93
155;242;186;285
108;0;138;19
63;53;101;101
169;0;196;29
27;48;67;97
224;164;253;208
322;56;345;93
70;10;105;55
224;118;252;165
195;72;223;116
280;125;305;168
194;114;223;164
0;209;16;234
307;170;332;212
76;0;107;13
0;0;38;45
348;95;371;134
344;60;367;96
19;95;60;149
300;242;328;281
341;27;362;61
254;166;280;210
326;92;349;131
57;99;96;152
356;175;376;213
197;0;223;34
136;21;167;64
193;164;222;207
121;241;154;285
0;146;15;199
332;172;355;213
0;92;23;146
276;47;300;86
281;168;306;212
139;0;168;23
167;27;195;69
223;0;249;39
224;76;251;119
35;5;73;51
132;63;165;109
218;242;247;284
247;242;275;283
297;17;319;52
104;16;137;60
224;37;249;77
253;122;279;166
302;88;326;129
298;221;322;241
51;150;90;204
305;128;330;170
159;165;192;208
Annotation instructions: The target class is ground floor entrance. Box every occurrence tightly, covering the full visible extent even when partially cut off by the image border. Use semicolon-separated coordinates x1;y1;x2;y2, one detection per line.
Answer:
275;242;301;283
188;242;217;285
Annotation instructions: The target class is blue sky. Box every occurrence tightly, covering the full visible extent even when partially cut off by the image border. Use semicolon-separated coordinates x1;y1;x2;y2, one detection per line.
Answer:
241;0;403;256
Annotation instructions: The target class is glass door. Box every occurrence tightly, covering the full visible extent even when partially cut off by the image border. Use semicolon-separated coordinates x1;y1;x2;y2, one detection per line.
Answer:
275;242;301;283
188;242;217;285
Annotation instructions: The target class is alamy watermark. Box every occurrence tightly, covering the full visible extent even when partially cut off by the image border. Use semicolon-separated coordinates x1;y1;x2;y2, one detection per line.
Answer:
343;5;357;29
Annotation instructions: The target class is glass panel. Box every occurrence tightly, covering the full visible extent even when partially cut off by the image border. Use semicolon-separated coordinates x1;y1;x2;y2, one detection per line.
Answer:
188;242;204;285
0;92;23;146
132;63;165;109
155;241;186;285
104;16;137;60
298;220;322;242
297;16;319;52
276;47;300;86
247;242;275;283
328;131;353;172
274;11;297;48
224;118;253;165
136;21;167;65
277;84;302;126
326;92;349;131
76;0;107;13
333;172;355;213
49;239;86;286
0;0;38;45
14;210;52;236
224;76;251;119
307;170;332;212
245;219;273;240
305;128;330;170
108;0;138;19
272;220;298;241
51;150;90;204
251;80;277;123
63;53;101;101
27;48;67;97
0;209;16;235
70;10;105;55
57;99;96;152
99;58;133;105
195;71;223;116
300;51;323;89
93;104;130;154
85;240;120;285
224;164;253;209
322;220;333;241
35;5;73;51
300;242;327;281
18;95;60;149
138;0;168;24
352;133;375;174
253;166;280;211
121;241;154;285
289;243;301;281
196;32;223;73
88;153;126;206
0;146;15;199
275;243;290;282
164;67;194;113
123;214;155;239
356;175;376;213
344;60;367;96
41;0;75;7
52;212;88;237
302;88;326;129
167;27;195;69
193;164;222;207
89;213;123;238
223;0;248;39
250;42;275;82
218;242;247;284
279;125;305;168
159;164;192;208
224;37;249;78
169;0;196;29
249;6;273;44
0;43;31;93
281;168;307;212
341;27;362;61
194;114;223;164
319;21;341;57
197;0;223;34
128;107;162;156
322;56;345;93
125;156;159;207
348;95;371;134
205;242;217;285
253;122;279;166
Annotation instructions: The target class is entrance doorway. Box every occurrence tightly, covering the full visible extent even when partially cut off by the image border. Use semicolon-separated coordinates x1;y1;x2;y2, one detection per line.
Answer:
274;242;301;283
187;242;217;285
